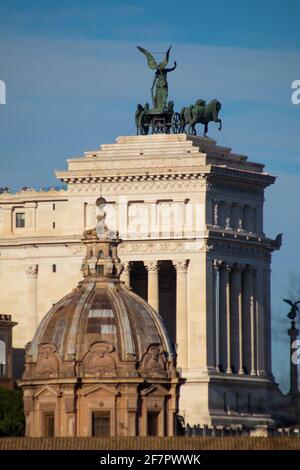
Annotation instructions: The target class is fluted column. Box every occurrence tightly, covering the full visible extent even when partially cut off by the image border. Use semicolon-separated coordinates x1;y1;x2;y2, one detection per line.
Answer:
173;260;188;369
229;264;242;373
145;261;159;312
213;261;220;371
25;264;38;342
249;266;256;375
218;262;227;372
224;264;232;373
244;265;256;375
256;265;267;376
264;263;272;375
121;261;131;288
237;267;244;374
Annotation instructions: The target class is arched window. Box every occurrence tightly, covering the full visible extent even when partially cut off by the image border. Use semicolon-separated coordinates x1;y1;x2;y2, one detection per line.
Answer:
0;340;6;376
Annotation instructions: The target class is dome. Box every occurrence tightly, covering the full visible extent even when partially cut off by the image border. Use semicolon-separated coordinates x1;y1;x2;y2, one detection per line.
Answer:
24;280;174;378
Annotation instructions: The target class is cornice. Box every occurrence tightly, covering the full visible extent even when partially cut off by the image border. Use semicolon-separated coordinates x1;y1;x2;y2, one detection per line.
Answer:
57;165;275;194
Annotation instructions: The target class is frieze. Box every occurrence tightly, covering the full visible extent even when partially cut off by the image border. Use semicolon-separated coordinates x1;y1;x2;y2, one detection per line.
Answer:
118;240;208;255
118;241;185;255
66;178;266;196
208;241;267;258
68;179;206;194
207;180;264;195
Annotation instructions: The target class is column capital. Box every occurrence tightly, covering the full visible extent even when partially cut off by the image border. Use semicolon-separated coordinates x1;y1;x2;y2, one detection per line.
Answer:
215;260;232;272
144;260;159;273
213;259;224;271
25;264;38;278
172;259;189;273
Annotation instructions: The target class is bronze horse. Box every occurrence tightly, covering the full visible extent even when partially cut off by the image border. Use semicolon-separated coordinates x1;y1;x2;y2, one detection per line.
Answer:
180;99;222;136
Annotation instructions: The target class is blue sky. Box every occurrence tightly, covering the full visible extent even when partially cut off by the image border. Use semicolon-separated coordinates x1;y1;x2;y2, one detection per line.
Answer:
0;0;300;391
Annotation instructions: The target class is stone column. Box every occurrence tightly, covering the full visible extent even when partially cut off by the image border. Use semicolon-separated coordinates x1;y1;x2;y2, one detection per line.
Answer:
213;261;220;371
246;266;256;375
264;263;272;375
256;265;267;376
121;261;131;288
230;264;243;374
173;260;188;369
288;320;299;404
218;262;228;372
25;265;38;342
237;266;244;374
224;264;232;373
145;261;159;313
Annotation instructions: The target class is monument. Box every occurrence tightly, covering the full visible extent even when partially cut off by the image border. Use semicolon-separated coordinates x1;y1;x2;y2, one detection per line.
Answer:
0;45;295;428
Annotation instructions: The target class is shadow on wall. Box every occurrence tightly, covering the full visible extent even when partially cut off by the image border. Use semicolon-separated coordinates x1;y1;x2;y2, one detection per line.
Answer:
13;349;25;382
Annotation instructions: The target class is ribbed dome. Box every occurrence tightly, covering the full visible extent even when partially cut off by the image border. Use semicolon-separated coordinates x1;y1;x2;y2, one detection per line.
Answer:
27;280;174;364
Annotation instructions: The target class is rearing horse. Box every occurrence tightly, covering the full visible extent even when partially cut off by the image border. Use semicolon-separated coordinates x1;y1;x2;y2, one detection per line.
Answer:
180;99;222;136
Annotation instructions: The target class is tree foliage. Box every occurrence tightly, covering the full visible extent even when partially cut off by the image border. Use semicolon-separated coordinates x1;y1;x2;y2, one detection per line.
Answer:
0;387;25;436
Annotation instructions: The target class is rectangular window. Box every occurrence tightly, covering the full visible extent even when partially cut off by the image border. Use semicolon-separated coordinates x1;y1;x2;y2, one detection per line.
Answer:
53;204;56;210
92;412;110;437
147;412;159;436
44;412;55;437
15;212;25;228
52;264;56;273
52;222;55;229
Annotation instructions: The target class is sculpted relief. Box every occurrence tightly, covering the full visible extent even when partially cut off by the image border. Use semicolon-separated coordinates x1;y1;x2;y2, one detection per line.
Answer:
35;344;59;377
83;342;117;376
140;344;166;374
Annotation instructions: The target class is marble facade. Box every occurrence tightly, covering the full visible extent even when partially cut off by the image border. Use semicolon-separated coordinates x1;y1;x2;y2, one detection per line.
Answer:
0;134;287;426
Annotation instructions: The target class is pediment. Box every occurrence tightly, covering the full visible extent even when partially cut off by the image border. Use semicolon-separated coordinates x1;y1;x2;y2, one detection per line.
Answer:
34;385;60;399
141;384;170;397
79;383;118;397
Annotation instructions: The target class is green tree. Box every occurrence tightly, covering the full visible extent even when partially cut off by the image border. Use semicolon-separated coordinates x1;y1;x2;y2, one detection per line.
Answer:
0;387;25;436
